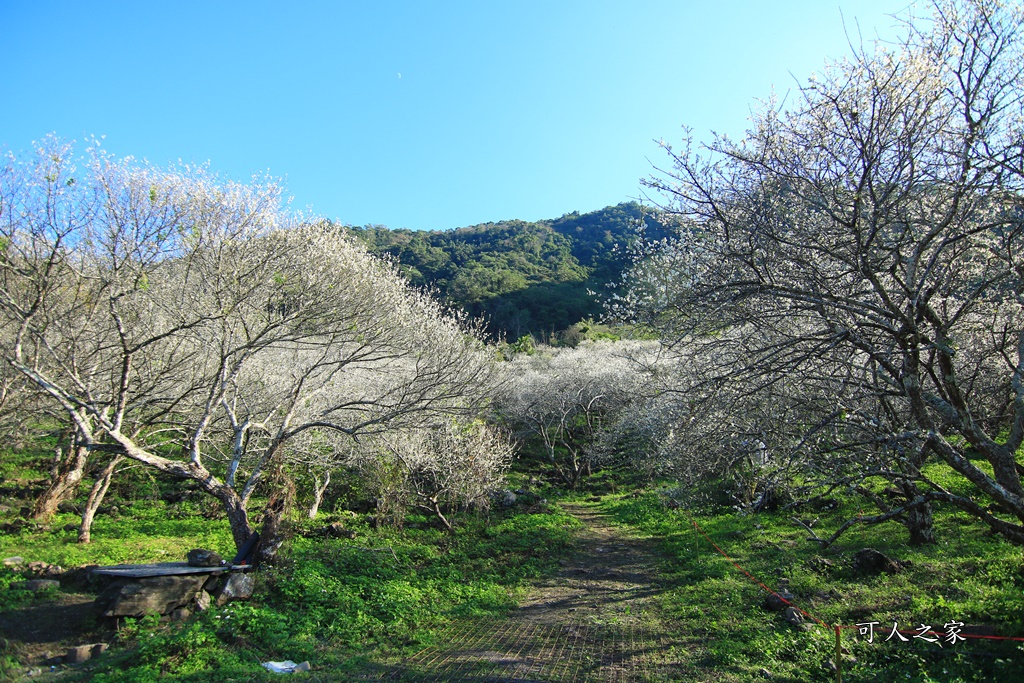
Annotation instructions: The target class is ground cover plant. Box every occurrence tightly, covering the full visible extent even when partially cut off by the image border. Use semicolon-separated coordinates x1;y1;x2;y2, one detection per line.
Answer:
602;482;1024;682
0;449;579;681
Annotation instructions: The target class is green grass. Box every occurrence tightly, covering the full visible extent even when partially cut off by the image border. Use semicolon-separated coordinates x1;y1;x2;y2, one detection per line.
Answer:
5;431;1024;682
10;505;579;682
602;485;1024;682
0;503;236;569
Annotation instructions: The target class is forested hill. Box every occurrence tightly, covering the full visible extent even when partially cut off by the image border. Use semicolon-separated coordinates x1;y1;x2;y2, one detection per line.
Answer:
346;202;661;340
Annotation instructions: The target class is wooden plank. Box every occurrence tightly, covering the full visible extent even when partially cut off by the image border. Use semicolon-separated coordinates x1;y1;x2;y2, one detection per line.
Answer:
91;562;229;578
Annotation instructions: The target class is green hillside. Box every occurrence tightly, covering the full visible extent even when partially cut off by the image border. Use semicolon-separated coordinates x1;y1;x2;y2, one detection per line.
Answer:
346;202;660;340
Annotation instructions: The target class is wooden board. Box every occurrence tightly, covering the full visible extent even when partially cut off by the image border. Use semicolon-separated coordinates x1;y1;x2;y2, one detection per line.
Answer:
91;562;230;578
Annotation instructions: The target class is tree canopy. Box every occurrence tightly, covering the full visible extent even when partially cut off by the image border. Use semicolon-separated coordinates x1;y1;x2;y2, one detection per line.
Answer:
0;138;498;555
613;0;1024;545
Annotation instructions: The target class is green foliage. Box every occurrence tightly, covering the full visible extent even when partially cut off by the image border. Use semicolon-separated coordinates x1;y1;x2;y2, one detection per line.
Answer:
0;501;235;568
602;489;1024;681
30;506;578;681
346;203;662;339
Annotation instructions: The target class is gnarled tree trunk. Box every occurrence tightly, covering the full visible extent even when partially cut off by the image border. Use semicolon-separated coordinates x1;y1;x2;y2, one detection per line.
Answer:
31;436;89;521
254;469;295;566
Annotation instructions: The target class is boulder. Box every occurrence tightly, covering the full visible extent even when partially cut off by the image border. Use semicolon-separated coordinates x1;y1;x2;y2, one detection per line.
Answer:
64;643;106;664
194;590;212;612
783;606;804;626
851;548;904;576
65;645;92;664
324;522;356;539
186;549;223;567
215;572;255;606
764;589;796;612
95;575;207;617
23;579;61;592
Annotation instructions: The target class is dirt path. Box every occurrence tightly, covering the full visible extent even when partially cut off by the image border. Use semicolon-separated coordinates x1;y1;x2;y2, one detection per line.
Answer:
357;501;696;682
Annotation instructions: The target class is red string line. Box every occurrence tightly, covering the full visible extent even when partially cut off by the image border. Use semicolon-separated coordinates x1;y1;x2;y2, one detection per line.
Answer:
683;509;831;630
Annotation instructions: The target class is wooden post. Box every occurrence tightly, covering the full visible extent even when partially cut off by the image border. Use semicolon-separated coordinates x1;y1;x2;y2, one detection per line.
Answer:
835;624;842;683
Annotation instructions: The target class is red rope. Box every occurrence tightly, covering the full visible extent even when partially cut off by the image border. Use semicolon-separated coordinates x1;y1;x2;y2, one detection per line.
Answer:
684;509;831;630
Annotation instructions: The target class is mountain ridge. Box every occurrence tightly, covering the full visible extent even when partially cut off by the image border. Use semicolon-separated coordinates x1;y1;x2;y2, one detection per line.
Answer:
346;202;662;340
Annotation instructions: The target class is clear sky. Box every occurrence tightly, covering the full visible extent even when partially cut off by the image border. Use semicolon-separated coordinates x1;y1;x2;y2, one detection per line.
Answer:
1;1;910;231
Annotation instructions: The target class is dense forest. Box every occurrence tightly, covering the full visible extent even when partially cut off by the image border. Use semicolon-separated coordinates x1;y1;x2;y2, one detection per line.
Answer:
346;202;665;341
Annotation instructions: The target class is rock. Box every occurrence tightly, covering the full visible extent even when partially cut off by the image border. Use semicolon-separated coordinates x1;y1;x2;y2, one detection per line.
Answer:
2;556;23;567
171;607;191;621
851;548;904;576
764;589;796;612
215;572;255;606
65;645;94;664
186;549;223;567
60;565;100;591
194;590;212;611
62;643;106;664
499;490;517;507
23;579;61;592
324;522;356;539
25;561;63;577
95;575;207;617
806;556;836;574
783;606;804;626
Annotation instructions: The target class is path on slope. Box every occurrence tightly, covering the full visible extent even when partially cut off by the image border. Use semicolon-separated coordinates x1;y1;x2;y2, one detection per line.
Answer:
357;500;698;682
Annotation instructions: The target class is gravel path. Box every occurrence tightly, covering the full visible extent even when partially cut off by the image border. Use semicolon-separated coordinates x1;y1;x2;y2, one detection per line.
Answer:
357;501;697;682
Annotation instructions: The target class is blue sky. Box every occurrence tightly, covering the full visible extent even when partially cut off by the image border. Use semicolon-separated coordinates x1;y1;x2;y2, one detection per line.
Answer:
2;1;909;231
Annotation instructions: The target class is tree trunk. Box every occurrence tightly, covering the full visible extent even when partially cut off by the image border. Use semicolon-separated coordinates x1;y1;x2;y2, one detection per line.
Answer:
220;491;255;553
905;501;936;545
78;456;122;543
31;440;89;521
254;471;295;566
308;470;330;519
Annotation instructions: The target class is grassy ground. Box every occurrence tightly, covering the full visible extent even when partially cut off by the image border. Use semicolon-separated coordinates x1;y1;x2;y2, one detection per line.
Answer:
2;438;1023;682
0;441;580;681
601;485;1024;682
1;503;580;682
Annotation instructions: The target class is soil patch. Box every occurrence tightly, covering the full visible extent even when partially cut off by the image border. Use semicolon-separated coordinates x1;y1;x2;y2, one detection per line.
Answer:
0;590;115;671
